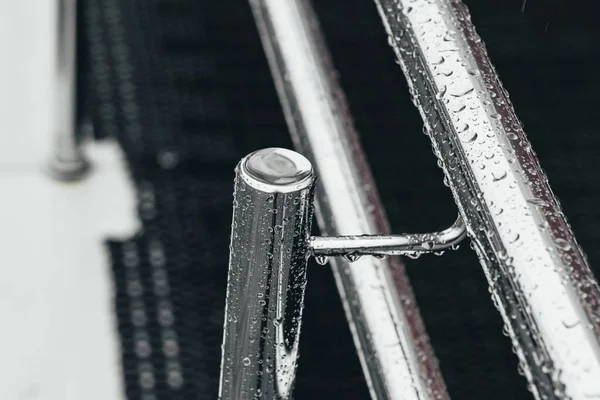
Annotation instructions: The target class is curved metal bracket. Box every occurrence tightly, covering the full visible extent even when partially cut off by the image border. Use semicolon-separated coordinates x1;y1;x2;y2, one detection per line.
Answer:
309;215;466;263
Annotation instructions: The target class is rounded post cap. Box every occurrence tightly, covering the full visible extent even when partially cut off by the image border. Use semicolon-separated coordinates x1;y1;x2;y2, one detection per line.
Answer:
240;148;314;193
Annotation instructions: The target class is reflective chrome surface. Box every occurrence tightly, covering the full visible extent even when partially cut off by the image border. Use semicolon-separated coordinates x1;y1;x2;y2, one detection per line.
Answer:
311;215;465;258
249;0;450;399
374;0;600;398
219;149;316;400
48;0;90;181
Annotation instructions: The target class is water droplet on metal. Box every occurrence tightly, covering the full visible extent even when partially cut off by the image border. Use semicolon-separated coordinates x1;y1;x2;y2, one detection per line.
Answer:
507;230;520;244
492;168;507;182
431;55;445;65
435;85;447;99
555;238;572;252
344;253;361;262
314;255;329;265
527;198;549;207
460;129;478;144
450;86;474;97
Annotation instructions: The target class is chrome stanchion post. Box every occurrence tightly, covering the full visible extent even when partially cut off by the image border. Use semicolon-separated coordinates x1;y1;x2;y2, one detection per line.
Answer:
219;148;316;400
48;0;90;181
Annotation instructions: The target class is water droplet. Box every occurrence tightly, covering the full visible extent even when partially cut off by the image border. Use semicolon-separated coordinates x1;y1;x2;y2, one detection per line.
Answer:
451;103;467;113
492;168;507;182
460;129;478;144
344;253;361;262
450;86;474;97
435;85;447;99
435;69;453;77
456;122;469;133
555;238;572;252
431;55;445;65
562;318;580;329
315;256;329;265
243;357;251;367
527;198;549;207
507;230;520;243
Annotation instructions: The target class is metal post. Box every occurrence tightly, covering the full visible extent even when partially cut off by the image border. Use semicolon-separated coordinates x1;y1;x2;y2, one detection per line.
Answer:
219;148;316;400
48;0;90;181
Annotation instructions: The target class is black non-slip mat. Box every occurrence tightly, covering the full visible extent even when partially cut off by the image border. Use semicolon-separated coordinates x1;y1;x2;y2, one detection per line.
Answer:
82;0;600;399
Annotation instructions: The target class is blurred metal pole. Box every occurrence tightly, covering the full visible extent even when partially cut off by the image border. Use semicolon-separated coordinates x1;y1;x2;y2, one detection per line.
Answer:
219;148;316;400
48;0;90;181
248;0;451;399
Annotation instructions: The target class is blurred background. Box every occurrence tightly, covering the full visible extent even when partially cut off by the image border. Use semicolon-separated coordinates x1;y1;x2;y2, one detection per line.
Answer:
0;0;599;399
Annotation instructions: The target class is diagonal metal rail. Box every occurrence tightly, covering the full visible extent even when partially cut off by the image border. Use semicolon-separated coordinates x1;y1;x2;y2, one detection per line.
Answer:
374;0;600;398
248;0;452;399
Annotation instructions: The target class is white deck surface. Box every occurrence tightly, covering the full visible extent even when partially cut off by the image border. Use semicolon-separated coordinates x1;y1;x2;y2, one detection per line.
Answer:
0;1;138;399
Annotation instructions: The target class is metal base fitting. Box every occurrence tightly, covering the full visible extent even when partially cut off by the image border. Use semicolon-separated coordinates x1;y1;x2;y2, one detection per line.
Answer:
219;147;467;400
47;150;91;182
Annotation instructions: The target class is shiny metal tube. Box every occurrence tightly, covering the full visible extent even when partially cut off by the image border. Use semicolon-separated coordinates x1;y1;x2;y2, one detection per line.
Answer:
373;0;600;398
48;0;90;181
248;1;450;399
219;148;316;400
310;215;465;257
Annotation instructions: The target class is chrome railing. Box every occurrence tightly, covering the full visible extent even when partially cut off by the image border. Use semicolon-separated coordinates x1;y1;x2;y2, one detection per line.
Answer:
219;0;600;400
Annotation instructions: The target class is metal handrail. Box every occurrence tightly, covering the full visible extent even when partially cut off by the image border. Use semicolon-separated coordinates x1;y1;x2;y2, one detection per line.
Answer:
219;0;600;399
375;1;600;398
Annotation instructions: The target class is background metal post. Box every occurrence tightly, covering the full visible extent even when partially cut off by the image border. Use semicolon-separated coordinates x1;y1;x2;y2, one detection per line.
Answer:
219;148;316;400
48;0;90;181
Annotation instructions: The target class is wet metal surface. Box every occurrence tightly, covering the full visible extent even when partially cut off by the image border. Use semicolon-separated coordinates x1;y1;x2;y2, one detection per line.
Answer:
248;0;451;399
219;149;316;400
374;0;600;398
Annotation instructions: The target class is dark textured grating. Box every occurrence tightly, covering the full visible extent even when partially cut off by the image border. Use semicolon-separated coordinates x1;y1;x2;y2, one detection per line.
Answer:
83;0;600;399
